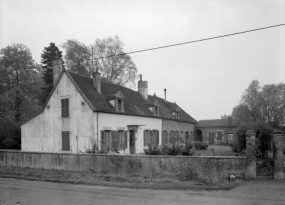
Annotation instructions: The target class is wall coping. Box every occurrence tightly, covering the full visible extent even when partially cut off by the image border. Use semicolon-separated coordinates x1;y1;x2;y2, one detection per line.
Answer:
0;150;246;159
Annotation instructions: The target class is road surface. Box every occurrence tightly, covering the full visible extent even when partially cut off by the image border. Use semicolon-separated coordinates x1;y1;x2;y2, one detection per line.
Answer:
0;177;284;205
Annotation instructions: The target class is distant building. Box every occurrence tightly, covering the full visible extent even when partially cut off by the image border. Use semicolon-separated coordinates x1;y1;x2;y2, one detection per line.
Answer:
195;117;240;145
21;57;197;154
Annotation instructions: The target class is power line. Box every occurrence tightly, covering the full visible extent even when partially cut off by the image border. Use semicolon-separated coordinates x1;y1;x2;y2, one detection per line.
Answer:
63;23;285;65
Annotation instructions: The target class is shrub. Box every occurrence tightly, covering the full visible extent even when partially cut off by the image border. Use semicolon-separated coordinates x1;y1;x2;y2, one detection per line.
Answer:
194;142;208;150
144;144;161;155
144;143;195;156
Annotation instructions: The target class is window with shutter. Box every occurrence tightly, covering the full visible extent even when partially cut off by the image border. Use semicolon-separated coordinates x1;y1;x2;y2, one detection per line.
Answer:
217;131;223;140
62;131;70;151
111;131;115;150
175;130;179;143
170;130;174;144
180;133;185;144
155;130;159;146
105;131;111;147
144;130;147;147
100;130;105;145
185;131;189;144
118;131;123;150
61;99;69;118
124;131;128;149
149;130;153;145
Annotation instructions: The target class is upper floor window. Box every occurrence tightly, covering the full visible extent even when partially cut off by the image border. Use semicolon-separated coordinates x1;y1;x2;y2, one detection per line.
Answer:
61;98;69;118
170;107;180;119
108;91;125;113
146;100;160;116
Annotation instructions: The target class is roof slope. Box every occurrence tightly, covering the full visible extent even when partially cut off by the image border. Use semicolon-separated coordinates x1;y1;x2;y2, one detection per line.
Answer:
22;70;197;125
197;119;240;127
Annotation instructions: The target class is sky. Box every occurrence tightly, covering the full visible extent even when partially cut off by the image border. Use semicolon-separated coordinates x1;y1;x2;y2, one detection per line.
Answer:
1;0;284;121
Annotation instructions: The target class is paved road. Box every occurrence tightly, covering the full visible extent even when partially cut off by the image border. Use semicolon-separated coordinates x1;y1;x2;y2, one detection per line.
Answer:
0;178;284;205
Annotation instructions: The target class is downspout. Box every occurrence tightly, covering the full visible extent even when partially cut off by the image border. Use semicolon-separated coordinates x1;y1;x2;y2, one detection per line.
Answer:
97;112;100;147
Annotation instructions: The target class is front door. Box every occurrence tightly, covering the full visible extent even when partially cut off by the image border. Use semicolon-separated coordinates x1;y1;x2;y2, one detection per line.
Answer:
209;132;214;145
129;130;136;154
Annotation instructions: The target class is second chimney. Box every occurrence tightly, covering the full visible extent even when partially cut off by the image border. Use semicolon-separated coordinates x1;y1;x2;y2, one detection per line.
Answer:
52;56;63;87
164;89;166;103
138;74;148;100
92;69;101;94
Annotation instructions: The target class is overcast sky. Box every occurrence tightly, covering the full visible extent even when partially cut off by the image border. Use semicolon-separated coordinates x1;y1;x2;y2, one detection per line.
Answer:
1;0;284;121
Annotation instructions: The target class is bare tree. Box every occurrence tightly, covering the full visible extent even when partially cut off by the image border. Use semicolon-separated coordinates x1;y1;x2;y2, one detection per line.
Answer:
62;36;138;88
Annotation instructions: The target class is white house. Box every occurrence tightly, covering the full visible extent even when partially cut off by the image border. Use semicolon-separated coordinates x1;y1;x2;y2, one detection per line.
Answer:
21;57;197;154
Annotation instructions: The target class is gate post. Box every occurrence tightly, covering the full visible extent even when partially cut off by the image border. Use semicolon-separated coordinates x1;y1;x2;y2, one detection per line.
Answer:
272;129;284;180
245;130;256;179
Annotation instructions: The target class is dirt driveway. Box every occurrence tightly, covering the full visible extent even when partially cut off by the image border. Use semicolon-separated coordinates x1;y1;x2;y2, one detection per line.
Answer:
1;177;284;205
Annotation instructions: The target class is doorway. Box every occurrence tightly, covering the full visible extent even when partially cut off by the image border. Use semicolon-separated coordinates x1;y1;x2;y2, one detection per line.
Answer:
129;130;136;154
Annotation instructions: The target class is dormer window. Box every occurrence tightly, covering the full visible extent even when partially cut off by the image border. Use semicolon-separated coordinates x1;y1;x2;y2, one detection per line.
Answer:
146;100;159;116
170;107;180;119
107;91;125;113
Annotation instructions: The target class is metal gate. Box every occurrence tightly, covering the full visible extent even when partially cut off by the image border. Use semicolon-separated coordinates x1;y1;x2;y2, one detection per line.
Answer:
256;139;275;178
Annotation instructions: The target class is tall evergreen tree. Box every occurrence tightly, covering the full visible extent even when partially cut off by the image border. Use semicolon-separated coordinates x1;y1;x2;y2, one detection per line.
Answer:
41;43;63;103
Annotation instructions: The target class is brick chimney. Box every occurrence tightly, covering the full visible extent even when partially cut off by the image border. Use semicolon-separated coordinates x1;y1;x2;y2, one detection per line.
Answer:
52;55;63;87
92;68;101;94
138;74;148;100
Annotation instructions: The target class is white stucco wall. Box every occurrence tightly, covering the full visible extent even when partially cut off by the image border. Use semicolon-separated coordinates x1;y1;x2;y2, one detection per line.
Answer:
21;73;94;153
98;113;162;154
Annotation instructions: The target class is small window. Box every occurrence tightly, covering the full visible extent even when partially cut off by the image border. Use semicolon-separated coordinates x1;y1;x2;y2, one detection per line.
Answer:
154;106;159;116
217;131;223;140
61;98;69;118
118;99;124;112
62;131;70;151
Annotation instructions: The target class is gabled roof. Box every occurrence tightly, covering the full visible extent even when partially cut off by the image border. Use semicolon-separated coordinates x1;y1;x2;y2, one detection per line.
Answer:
22;70;197;125
197;119;240;128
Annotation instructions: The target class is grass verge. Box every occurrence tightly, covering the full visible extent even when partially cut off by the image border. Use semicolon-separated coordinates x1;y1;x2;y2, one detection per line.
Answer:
0;166;239;191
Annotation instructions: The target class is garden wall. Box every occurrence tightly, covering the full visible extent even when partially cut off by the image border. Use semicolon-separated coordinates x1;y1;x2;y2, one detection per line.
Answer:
0;150;246;183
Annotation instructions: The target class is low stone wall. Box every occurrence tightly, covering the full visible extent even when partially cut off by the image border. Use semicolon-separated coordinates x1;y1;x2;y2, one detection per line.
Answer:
0;151;246;183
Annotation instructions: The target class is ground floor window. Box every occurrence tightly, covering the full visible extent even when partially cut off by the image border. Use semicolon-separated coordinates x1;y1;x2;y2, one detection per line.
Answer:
162;130;168;144
100;130;127;151
217;131;223;140
62;131;70;151
185;131;190;143
144;129;159;146
228;134;234;141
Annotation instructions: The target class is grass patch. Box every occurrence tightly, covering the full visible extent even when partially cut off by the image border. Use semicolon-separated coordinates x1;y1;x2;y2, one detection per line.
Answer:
0;166;239;191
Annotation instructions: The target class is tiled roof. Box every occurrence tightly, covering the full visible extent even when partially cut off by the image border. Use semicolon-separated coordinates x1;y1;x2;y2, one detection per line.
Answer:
197;119;240;127
22;70;197;125
228;127;239;134
69;71;197;123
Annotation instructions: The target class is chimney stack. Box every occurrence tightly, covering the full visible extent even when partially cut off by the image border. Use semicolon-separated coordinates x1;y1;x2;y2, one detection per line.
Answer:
92;68;101;94
52;55;63;87
164;89;166;103
138;74;148;100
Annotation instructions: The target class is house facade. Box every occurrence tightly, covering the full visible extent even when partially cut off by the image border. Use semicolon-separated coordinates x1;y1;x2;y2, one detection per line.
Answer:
194;118;240;145
21;57;197;154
